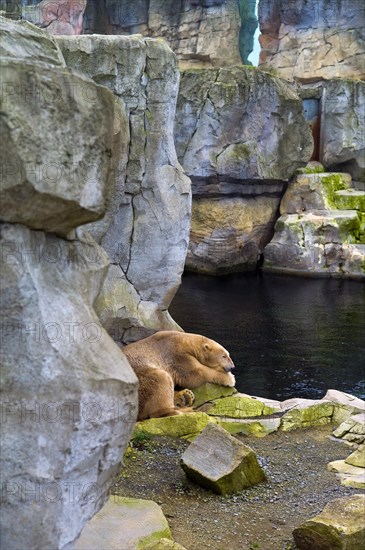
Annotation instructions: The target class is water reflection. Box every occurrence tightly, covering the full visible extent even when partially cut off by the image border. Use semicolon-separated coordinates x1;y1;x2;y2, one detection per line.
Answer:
170;273;365;400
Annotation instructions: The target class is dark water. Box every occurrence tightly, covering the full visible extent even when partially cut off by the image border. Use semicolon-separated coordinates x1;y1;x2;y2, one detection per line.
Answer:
170;273;365;401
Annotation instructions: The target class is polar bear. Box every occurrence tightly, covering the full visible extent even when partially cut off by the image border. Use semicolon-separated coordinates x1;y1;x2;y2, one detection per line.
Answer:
122;331;235;420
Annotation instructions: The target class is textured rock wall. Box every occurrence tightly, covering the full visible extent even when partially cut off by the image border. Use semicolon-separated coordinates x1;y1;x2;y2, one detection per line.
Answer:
258;0;365;81
83;0;242;69
263;167;365;279
321;79;365;182
5;0;88;34
175;66;313;274
57;35;192;342
0;16;138;549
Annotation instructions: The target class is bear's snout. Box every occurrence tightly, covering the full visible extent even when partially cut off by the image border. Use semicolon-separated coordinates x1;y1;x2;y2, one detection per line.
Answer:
224;362;235;372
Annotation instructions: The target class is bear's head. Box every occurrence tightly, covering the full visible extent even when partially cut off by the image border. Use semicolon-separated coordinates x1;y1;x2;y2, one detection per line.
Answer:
201;337;235;372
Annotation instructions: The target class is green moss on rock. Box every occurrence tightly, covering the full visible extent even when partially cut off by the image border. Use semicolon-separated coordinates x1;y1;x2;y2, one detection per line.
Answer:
135;413;217;439
193;383;237;408
321;173;349;209
208;396;277;418
280;402;335;431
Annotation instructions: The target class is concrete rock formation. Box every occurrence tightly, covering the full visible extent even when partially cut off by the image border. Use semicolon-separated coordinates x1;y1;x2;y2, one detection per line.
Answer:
57;34;191;342
263;169;365;279
293;494;365;549
83;0;242;69
175;66;313;274
0;18;114;237
0;17;138;549
19;0;87;35
321;79;365;182
258;0;365;81
75;497;172;549
180;422;266;494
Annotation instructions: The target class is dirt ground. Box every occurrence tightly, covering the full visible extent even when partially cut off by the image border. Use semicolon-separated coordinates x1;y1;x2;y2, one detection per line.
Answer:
113;426;363;550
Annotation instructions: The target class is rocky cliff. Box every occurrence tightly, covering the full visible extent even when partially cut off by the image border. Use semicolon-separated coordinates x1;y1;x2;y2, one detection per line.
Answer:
0;16;138;548
263;164;365;279
57;34;192;343
175;66;313;274
258;0;365;81
83;0;242;69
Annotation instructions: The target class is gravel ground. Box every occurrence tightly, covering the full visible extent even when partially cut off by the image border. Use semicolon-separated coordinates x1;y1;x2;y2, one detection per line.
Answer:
113;426;364;550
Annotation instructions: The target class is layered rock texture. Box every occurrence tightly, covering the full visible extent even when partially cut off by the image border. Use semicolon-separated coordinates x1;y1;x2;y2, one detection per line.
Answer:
75;497;173;549
57;35;191;342
258;0;365;81
6;0;88;34
175;66;313;273
0;16;138;549
0;20;113;237
263;168;365;279
320;79;365;182
180;423;266;494
83;0;242;69
293;495;365;550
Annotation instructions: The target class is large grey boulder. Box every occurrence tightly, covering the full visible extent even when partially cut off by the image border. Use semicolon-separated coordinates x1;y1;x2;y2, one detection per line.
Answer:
180;422;266;494
57;35;192;342
0;224;138;550
175;66;313;274
0;17;138;549
258;0;365;81
75;497;172;550
0;15;66;66
293;494;365;549
0;17;115;237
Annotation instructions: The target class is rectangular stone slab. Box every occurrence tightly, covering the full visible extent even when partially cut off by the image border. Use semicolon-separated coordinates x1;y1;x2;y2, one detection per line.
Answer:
180;422;266;495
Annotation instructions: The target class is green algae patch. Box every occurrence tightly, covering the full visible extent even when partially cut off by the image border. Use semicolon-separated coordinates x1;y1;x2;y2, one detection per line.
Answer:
193;383;237;408
296;161;325;174
218;418;280;437
208;396;277;419
135;413;217;439
280;402;335;431
320;173;350;209
334;189;365;213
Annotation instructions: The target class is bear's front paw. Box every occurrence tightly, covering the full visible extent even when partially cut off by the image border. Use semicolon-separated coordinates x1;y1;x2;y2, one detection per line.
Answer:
226;373;235;387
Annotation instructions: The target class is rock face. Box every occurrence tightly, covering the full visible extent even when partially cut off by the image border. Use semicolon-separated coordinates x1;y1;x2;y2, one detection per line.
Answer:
258;0;365;81
293;495;365;550
75;497;172;550
83;0;242;69
57;35;191;342
1;224;138;549
263;170;365;279
175;66;313;273
0;18;138;549
0;19;114;237
321;79;365;182
180;422;266;494
19;0;87;35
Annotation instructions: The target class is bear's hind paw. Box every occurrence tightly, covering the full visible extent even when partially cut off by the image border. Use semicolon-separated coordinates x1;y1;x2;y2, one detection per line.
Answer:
174;388;195;408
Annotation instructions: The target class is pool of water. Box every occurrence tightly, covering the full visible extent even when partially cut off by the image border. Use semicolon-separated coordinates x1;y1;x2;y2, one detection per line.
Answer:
170;272;365;401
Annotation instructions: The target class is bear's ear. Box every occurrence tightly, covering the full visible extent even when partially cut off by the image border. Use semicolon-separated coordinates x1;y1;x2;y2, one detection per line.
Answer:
203;343;211;351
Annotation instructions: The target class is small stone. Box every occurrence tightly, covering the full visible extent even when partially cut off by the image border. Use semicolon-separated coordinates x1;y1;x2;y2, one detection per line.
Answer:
346;446;365;469
180;423;266;495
